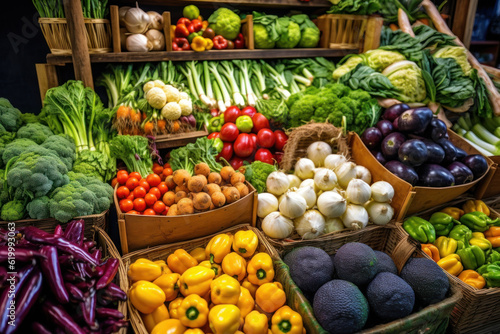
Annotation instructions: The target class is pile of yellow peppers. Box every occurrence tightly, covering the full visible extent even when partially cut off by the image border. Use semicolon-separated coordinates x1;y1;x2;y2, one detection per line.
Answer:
127;230;305;334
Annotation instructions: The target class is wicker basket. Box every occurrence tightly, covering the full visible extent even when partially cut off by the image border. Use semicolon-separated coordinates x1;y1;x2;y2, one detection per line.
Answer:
39;17;112;54
317;14;368;52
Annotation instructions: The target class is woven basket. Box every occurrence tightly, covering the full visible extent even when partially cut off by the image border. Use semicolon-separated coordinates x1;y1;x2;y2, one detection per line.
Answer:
39;17;112;54
267;225;462;334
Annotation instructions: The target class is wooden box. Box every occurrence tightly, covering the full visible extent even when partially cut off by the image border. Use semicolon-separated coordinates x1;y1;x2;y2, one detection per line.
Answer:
475;155;500;199
155;124;209;149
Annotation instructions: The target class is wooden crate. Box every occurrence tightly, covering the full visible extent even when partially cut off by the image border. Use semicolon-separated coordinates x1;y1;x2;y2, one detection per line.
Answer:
475;155;500;199
155;124;209;149
116;183;257;254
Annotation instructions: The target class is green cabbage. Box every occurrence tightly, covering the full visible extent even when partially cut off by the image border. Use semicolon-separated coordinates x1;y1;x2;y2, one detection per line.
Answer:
275;18;301;49
433;46;472;76
291;14;320;48
207;8;241;40
382;60;427;102
365;49;406;72
332;55;364;80
253;24;276;49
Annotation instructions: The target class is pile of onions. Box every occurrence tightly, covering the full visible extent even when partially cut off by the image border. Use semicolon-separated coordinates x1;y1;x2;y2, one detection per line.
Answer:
120;3;165;52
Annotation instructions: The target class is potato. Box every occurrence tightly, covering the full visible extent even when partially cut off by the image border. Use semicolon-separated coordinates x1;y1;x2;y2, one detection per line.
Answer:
220;166;235;183
188;175;207;193
173;169;190;186
222;187;240;204
194;162;210;177
177;198;194;215
211;192;226;208
234;182;249;197
203;183;221;196
231;172;245;186
208;172;222;185
174;191;188;203
162;191;175;206
193;192;212;211
166;204;178;216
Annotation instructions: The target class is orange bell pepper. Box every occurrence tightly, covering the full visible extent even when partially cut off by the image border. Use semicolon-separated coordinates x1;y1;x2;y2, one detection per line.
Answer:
440;207;464;220
255;282;286;313
458;269;486;289
421;243;440;262
485;226;500;248
168;249;198;274
463;200;490;216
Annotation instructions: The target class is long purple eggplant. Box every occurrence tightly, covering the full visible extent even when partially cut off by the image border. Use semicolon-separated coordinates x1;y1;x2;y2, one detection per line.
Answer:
42;299;86;334
0;266;7;287
81;288;98;330
54;225;63;237
65;282;84;302
58;254;74;266
74;262;89;279
39;246;70;304
83;240;96;251
63;219;85;246
0;246;45;263
97;307;125;319
102;319;128;334
104;283;127;301
96;259;119;290
91;249;102;263
63;270;85;283
32;322;52;334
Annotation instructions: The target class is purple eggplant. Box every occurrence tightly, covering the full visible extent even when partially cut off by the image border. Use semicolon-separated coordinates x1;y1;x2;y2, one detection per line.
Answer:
393;117;399;130
58;254;74;266
385;160;419;186
66;282;85;302
371;150;387;165
101;319;129;334
187;114;197;128
376;120;394;137
0;246;45;263
32;322;53;334
97;307;125;319
383;103;410;121
83;240;96;252
429;118;449;141
64;220;85;246
81;288;98;330
455;147;467;161
397;107;433;133
436;138;458;164
54;225;63;236
103;283;127;302
42;299;86;334
417;164;455;187
422;140;445;164
63;271;85;283
462;154;489;180
447;162;474;185
39;246;70;304
96;258;119;290
398;139;428;167
361;127;383;149
381;132;406;160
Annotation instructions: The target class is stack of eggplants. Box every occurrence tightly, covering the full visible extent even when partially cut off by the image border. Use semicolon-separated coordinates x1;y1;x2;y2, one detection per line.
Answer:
361;104;489;187
0;220;128;334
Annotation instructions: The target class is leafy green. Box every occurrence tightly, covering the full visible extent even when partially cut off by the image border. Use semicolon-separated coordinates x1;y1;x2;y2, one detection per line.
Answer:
382;60;427;102
208;8;241;40
338;64;397;98
332;56;364;80
275;17;301;49
291;15;320;48
169;137;223;175
252;12;280;49
327;0;380;15
364;49;406;72
255;98;289;127
110;135;152;178
244;161;277;193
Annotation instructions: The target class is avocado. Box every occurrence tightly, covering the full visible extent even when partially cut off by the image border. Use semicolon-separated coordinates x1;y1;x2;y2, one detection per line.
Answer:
284;246;333;293
374;250;397;274
313;279;369;334
400;257;449;306
366;272;415;321
333;242;378;286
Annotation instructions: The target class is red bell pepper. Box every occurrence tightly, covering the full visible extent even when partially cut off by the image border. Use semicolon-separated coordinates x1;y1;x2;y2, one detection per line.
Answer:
177;18;191;26
234;33;245;49
213;35;228;50
188;19;203;33
172;38;191;51
175;24;190;38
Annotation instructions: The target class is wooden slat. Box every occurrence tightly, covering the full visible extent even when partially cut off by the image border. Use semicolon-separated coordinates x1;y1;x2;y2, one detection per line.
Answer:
109;0;331;8
35;64;59;102
110;5;121;52
451;0;478;48
163;11;172;52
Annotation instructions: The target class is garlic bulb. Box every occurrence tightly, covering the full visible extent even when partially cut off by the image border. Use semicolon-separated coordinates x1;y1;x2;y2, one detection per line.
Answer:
294;158;315;180
294;210;325;239
124;4;150;34
279;191;307;219
147;11;163;30
371;181;394;203
365;201;394;225
324;217;345;234
324;154;347;170
307;141;332;167
266;172;290;196
262;212;294;239
287;174;302;189
145;29;165;51
342;204;369;230
354;165;372;184
345;179;371;205
300;179;320;194
257;193;278;219
335;161;357;189
317;191;346;218
314;168;337;191
295;186;316;209
126;34;153;52
119;6;131;26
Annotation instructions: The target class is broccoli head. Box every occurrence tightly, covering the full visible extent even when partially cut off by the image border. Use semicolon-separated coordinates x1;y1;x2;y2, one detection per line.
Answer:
67;172;113;214
26;196;51;219
20;113;41;125
323;83;351;98
41;134;76;170
1;200;25;221
17;123;54;144
288;95;318;128
0;98;22;132
72;149;115;182
347;89;372;103
2;138;38;165
49;181;98;223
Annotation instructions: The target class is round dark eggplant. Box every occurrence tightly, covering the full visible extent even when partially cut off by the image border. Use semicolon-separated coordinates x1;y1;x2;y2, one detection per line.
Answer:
371;150;387;165
417;164;455;187
393;117;399;131
436;138;457;164
361;127;383;149
455;147;467;161
385;160;419;186
376;120;394;137
398;139;428;166
429;118;449;141
383;103;410;122
397;107;433;134
447;162;474;185
422;139;445;164
381;132;406;160
462;154;489;180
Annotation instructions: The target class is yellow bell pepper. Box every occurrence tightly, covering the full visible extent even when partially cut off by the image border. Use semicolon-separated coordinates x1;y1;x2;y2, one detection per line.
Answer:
463;200;490;216
205;38;214;50
222;253;247;281
191;36;208;52
211;274;241;305
199;260;222;278
169;297;185;319
440;207;464;220
151;319;186;334
206;233;233;264
237;287;255;320
242;278;258;298
141;304;170;333
128;258;164;282
233;230;259;258
244;310;268;334
247;253;275;285
421;243;440;262
458;269;486;289
153;273;180;302
185;329;205;334
155;260;172;274
180;266;216;297
434;236;458;258
437;254;464;276
179;294;209;328
271;306;303;334
129;280;166;314
255;282;286;313
191;248;207;263
209;304;241;334
470;232;492;251
485;226;500;248
168;249;198;275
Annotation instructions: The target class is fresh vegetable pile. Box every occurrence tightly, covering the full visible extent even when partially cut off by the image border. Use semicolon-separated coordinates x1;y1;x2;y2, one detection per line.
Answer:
127;230;304;334
404;200;500;289
0;221;128;333
361;103;489;187
119;4;166;52
285;242;449;333
258;141;395;240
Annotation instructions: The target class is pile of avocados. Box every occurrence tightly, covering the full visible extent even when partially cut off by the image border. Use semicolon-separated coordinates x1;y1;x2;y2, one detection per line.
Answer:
284;243;450;334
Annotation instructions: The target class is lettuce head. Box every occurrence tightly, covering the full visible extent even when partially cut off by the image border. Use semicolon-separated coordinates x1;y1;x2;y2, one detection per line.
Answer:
365;49;406;72
253;24;276;49
433;46;472;76
382;60;427;102
291;14;320;48
275;18;301;49
208;8;241;40
332;55;364;80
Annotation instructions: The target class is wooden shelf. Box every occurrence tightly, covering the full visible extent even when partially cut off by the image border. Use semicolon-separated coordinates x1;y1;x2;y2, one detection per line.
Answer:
46;48;356;64
109;0;331;8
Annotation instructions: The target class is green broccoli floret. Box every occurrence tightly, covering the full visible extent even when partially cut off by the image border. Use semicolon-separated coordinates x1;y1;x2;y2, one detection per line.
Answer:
85;183;113;214
347;89;372;103
20;113;41;125
323;83;351;98
244;161;277;193
0;98;22;132
17;123;54;144
41;134;76;170
1;200;25;221
288;96;318;128
49;181;98;223
26;196;51;219
2;138;38;165
72;149;115;182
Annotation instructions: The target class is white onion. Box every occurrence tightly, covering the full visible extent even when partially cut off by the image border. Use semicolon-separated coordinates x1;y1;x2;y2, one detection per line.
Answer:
365;201;394;225
342;204;369;230
317;191;346;218
307;142;332;167
287;174;302;189
294;158;315;180
295;186;316;209
123;4;150;34
354;165;372;184
300;179;320;194
147;11;163;30
371;181;394;203
145;29;165;51
324;154;347;170
345;179;371;205
257;193;278;219
126;34;153;52
266;172;290;196
335;161;357;189
279;191;307;219
262;212;294;239
314;168;337;191
294;210;325;239
324;217;345;234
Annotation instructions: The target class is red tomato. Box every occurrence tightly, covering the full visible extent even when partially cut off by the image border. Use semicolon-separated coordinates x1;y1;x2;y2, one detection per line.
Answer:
255;148;274;164
111;178;118;189
162;207;170;215
138;179;150;192
158;182;169;195
143;208;156;216
207;132;220;139
116;186;130;199
125;177;139;190
133;186;147;199
229;157;245;170
251;113;270;133
163;168;173;177
233;133;254;158
153;201;166;214
241;106;257;118
127;193;135;201
117;169;128;176
249;133;258;150
153;163;164;175
129;172;142;180
257;128;276;148
220;123;240;142
274;130;288;152
217;142;233;161
164;163;171;168
127;210;140;215
116;172;129;185
146;174;162;187
211;109;220;117
119;199;134;212
133;198;146;212
274;152;284;165
144;193;157;207
149;187;161;200
223;106;241;124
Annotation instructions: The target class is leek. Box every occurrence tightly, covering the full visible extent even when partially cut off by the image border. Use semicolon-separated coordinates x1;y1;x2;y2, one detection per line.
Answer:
464;131;500;155
471;124;500;146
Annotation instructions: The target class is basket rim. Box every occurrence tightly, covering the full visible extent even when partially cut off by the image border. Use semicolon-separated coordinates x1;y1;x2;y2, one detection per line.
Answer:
39;17;110;23
0;209;108;224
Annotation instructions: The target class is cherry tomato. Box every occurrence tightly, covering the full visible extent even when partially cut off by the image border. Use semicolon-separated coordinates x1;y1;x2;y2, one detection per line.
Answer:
111;178;118;189
257;128;276;148
240;106;257;118
164;163;171;168
138;179;150;192
163;168;173;177
220;123;240;142
217;142;233;162
149;187;161;200
133;198;146;212
153;201;166;214
255;148;274;164
116;172;129;185
144;193;157;207
210;109;220;117
117;169;128;176
116;186;130;199
126;177;139;190
129;172;142;180
158;182;169;195
119;199;134;213
146;174;162;187
127;193;135;201
153;163;164;175
223;106;241;124
274;130;288;152
133;186;147;198
251;113;270;133
127;210;140;215
143;208;157;216
162;207;170;215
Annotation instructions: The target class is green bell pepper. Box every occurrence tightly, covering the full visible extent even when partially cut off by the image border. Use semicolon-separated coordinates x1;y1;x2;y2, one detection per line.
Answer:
456;244;486;270
449;225;472;248
188;31;203;43
478;261;500;287
429;212;459;236
486;249;500;264
211;138;223;153
459;212;500;232
403;217;436;243
208;116;224;133
235;115;253;133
